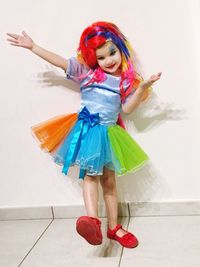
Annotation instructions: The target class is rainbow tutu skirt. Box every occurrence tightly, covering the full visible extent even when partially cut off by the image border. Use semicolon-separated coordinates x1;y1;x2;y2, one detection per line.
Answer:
31;106;149;179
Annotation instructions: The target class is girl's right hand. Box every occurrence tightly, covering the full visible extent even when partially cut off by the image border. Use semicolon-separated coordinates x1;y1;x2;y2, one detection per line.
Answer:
7;31;34;50
139;72;162;91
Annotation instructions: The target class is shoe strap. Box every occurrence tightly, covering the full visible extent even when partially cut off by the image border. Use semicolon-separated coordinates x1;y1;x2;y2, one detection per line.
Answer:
109;224;122;237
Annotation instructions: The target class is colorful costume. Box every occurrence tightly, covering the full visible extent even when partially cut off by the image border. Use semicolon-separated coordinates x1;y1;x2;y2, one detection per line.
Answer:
31;57;149;179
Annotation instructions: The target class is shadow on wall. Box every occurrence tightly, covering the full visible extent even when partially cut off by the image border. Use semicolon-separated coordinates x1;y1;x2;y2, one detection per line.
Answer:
123;91;187;133
116;163;168;203
36;69;80;92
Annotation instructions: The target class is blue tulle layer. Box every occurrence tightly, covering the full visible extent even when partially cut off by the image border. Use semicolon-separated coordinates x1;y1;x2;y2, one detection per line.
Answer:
54;119;120;177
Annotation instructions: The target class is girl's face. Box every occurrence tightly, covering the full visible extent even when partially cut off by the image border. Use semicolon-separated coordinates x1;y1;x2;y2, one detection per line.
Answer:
96;41;122;76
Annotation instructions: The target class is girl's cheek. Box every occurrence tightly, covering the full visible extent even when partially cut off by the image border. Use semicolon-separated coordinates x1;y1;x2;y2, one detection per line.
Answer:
114;53;120;61
117;54;122;63
97;61;102;66
99;60;105;68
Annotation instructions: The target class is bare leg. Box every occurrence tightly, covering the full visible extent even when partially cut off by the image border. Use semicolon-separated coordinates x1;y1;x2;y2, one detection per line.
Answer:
83;175;100;218
100;168;127;237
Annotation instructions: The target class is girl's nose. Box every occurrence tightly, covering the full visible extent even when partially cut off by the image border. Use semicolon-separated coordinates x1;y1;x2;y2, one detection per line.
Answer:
105;57;113;66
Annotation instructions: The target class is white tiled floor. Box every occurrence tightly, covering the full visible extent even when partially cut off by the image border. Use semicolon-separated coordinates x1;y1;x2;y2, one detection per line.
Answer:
0;216;200;267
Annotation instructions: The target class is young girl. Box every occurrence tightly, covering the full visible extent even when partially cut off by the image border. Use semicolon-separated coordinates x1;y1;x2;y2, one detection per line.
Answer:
7;21;161;249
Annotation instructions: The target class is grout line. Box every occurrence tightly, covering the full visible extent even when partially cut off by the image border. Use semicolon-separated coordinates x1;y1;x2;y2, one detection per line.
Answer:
51;206;55;219
130;214;200;218
18;219;54;267
118;215;131;267
0;218;53;222
127;203;131;217
118;246;124;267
1;213;200;222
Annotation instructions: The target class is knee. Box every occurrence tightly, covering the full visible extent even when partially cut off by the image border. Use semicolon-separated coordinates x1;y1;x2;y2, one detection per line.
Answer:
84;175;99;184
100;175;116;193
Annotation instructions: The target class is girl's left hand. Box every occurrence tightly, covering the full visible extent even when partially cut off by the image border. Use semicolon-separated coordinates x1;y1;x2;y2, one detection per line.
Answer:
139;72;162;90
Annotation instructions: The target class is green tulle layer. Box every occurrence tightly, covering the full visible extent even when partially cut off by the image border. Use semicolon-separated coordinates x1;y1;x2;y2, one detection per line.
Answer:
108;125;149;175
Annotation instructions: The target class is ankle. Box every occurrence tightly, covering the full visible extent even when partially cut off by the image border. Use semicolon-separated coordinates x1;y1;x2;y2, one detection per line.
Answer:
108;222;118;230
88;215;99;220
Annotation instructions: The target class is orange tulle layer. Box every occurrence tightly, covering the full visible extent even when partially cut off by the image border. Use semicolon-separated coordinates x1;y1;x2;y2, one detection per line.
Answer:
31;113;78;152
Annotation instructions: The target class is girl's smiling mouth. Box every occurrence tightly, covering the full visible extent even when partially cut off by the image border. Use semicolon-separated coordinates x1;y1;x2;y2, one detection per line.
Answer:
107;63;116;69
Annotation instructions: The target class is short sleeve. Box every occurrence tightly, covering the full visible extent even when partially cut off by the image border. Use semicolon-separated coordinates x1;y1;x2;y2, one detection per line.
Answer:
66;57;89;84
122;79;136;103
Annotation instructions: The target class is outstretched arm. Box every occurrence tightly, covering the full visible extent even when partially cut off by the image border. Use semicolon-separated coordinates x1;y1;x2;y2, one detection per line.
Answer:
122;72;162;114
7;31;67;71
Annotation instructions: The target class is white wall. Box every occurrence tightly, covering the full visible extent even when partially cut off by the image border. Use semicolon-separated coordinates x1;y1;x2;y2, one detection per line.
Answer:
0;0;200;207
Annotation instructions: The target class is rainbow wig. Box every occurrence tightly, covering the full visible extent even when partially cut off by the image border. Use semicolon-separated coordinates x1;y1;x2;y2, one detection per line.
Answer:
77;21;149;102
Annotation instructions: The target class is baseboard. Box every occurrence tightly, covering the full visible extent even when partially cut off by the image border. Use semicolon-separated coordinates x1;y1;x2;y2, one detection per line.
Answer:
0;201;200;221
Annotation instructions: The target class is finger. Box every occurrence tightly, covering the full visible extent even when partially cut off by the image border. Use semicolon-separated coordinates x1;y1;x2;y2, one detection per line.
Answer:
153;76;160;82
157;72;162;77
10;43;21;47
22;30;28;37
7;38;18;43
7;33;19;39
154;73;161;80
149;76;157;82
151;73;161;81
149;77;159;83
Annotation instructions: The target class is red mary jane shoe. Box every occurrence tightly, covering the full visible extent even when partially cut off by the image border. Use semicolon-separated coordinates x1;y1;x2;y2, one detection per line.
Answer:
107;224;138;248
76;216;102;245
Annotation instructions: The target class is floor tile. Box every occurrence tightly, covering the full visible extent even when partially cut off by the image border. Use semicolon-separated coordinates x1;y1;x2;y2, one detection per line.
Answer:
0;219;52;267
20;217;128;267
120;216;200;267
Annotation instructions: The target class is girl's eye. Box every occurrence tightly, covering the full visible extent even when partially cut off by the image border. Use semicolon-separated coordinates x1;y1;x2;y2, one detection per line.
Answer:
97;57;104;60
110;50;116;56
